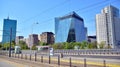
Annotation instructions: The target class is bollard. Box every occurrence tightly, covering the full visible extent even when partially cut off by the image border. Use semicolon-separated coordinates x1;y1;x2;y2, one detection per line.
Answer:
11;53;13;57
13;53;15;57
21;54;23;59
15;54;16;58
103;60;106;67
18;54;19;58
25;54;27;60
41;56;43;63
35;53;37;61
70;57;72;67
30;54;31;61
84;58;86;67
58;55;60;65
60;53;63;58
49;56;51;64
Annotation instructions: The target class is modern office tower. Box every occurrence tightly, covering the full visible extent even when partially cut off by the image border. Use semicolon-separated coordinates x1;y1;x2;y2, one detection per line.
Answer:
29;34;39;47
40;32;54;44
96;5;120;48
2;18;17;44
15;36;24;45
55;12;87;43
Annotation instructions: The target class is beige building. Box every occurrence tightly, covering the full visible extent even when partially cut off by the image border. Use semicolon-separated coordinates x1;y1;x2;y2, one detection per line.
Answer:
38;34;41;41
29;34;39;47
15;36;24;45
40;32;54;44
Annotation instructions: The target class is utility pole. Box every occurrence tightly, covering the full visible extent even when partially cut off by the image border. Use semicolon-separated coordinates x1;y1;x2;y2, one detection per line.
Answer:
9;28;12;57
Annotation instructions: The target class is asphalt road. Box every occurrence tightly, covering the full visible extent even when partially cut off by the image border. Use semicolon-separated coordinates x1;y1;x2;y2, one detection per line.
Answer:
0;62;16;67
0;58;25;67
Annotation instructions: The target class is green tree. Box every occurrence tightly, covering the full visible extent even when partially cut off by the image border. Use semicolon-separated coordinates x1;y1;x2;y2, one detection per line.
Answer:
80;41;87;49
31;45;37;50
39;42;48;46
92;42;98;49
0;43;2;50
19;41;28;50
52;43;64;49
3;42;15;50
87;43;93;49
99;41;105;49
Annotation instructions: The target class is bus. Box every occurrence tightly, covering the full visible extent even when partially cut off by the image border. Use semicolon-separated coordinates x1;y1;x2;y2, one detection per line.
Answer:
36;46;54;56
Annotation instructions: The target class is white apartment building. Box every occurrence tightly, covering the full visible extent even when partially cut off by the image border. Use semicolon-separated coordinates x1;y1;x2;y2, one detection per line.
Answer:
96;5;120;49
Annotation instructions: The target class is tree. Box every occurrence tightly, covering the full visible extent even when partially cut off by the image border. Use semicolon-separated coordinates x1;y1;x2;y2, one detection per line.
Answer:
99;41;105;49
80;41;87;49
0;43;2;50
32;45;37;50
52;43;64;49
90;41;98;49
19;41;28;50
87;43;93;49
39;42;48;46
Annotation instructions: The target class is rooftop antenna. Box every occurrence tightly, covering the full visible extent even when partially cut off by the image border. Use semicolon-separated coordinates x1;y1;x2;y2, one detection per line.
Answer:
7;13;9;19
109;0;111;6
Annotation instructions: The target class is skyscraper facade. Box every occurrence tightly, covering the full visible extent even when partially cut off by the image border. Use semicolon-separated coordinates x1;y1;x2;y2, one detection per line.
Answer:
2;18;17;44
96;5;120;48
55;12;87;43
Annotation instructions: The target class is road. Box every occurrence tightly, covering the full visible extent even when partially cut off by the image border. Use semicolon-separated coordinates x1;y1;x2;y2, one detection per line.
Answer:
0;58;27;67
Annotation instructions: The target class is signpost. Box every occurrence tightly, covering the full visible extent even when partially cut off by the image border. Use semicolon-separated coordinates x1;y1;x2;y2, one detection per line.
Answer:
49;48;54;56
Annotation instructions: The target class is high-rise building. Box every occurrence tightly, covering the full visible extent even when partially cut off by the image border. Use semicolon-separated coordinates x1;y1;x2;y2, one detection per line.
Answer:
55;12;87;43
40;32;54;44
15;36;24;45
29;34;39;47
2;18;17;44
96;5;120;48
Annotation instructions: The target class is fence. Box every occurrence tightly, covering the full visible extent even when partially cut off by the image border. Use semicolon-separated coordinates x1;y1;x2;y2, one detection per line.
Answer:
54;49;120;56
0;51;118;67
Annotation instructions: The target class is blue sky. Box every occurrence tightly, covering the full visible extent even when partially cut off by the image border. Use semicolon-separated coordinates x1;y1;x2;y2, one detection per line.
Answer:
0;0;120;41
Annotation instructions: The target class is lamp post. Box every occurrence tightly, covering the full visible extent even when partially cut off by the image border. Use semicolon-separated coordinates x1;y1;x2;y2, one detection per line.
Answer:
9;28;12;57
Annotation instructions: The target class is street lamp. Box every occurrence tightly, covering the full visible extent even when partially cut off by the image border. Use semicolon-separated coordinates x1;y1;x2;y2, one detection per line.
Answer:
9;28;12;57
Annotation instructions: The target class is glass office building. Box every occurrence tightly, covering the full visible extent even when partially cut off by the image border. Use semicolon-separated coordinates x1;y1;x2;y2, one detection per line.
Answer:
2;18;17;44
55;12;87;43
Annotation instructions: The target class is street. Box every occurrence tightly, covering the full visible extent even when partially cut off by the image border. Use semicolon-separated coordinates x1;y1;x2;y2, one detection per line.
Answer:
0;58;26;67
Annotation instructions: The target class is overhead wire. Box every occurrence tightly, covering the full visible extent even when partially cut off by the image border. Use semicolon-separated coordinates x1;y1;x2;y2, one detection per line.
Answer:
19;0;119;35
22;0;69;24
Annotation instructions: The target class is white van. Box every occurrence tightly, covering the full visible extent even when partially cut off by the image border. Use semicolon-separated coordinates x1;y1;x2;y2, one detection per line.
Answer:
14;46;21;54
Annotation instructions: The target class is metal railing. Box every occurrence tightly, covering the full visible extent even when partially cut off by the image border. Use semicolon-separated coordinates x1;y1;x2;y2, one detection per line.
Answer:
1;52;116;67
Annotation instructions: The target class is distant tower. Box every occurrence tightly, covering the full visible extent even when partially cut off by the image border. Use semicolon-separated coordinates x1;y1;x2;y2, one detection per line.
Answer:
7;15;9;19
2;18;17;44
96;5;120;48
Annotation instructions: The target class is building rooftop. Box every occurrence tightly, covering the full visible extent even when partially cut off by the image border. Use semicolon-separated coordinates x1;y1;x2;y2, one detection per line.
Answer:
88;36;96;39
56;11;83;21
42;32;54;34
